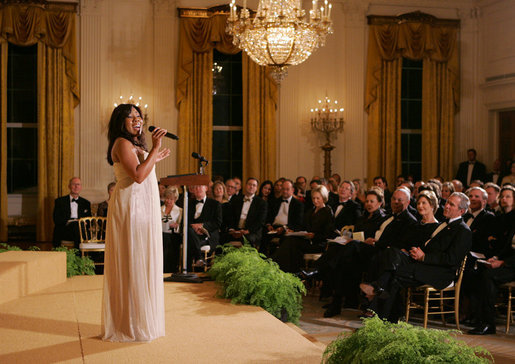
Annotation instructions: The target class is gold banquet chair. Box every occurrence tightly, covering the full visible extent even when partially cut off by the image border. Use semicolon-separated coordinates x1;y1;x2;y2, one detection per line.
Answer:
502;281;515;334
405;256;467;330
78;217;107;266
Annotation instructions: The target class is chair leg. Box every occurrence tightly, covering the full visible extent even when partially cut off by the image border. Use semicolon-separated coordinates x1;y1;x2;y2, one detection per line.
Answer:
507;287;512;334
405;288;411;323
423;289;429;329
454;292;460;331
204;250;209;272
440;292;447;327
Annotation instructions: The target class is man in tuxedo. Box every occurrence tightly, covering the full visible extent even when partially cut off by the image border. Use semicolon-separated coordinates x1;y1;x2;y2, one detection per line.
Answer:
295;176;307;198
323;187;417;317
361;192;472;322
486;159;503;186
52;177;92;249
463;187;496;255
484;182;501;214
187;185;222;268
223;178;267;248
455;148;487;188
225;179;237;201
261;180;304;255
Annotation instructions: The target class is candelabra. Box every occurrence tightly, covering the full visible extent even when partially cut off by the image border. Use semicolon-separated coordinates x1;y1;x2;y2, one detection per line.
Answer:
310;96;344;179
114;95;149;124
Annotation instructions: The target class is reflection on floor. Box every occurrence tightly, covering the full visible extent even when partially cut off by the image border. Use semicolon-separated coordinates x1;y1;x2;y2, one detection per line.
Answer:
298;287;515;363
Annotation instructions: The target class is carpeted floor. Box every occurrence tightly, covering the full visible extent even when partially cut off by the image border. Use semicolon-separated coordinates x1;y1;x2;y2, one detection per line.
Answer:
0;275;324;363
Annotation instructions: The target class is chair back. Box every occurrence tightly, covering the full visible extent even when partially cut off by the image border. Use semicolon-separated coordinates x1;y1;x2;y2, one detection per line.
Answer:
454;256;468;290
341;225;355;232
78;217;107;244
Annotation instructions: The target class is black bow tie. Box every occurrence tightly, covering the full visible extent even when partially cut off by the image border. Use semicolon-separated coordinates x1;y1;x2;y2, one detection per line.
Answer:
71;198;78;203
195;200;204;205
338;201;346;206
282;199;289;203
244;197;252;202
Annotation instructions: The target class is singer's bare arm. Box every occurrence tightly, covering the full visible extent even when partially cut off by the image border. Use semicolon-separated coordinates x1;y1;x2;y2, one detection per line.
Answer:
112;128;170;184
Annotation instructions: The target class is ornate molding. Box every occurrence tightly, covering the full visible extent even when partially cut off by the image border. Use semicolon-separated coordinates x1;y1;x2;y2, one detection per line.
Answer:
368;11;460;27
0;0;78;12
178;5;256;18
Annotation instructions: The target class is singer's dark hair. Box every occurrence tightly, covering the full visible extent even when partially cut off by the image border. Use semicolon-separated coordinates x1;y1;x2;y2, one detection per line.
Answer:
106;104;147;165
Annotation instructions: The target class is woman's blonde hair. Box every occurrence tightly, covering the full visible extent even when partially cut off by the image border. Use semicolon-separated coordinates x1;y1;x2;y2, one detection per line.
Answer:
417;190;438;213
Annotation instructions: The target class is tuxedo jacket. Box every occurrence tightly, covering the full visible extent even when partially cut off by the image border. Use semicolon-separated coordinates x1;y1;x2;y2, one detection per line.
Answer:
226;195;268;244
375;209;418;250
414;218;472;289
267;196;304;231
494;211;515;267
455;161;487;187
486;171;503;186
333;199;362;230
188;197;222;244
463;209;496;255
53;195;91;242
354;209;388;239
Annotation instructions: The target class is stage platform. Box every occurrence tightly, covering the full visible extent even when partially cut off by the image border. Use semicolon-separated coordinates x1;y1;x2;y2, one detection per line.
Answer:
0;273;325;363
0;251;66;305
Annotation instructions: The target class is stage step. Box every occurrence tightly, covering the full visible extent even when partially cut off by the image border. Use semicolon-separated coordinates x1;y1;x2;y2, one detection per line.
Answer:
0;251;67;305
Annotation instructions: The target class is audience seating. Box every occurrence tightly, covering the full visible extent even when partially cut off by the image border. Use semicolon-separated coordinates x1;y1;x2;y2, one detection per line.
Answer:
405;257;467;330
78;217;107;266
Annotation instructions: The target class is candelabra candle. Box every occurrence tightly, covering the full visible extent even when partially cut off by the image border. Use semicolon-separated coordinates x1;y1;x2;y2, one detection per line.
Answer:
310;95;344;179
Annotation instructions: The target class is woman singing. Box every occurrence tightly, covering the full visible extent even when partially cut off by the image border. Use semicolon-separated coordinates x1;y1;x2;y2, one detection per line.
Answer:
102;104;170;342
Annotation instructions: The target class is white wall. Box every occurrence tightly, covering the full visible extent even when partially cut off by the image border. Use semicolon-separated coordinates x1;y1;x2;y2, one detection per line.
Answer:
75;0;515;203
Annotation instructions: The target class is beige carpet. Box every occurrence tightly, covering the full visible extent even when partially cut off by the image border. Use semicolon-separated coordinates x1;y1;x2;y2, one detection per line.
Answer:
0;275;324;363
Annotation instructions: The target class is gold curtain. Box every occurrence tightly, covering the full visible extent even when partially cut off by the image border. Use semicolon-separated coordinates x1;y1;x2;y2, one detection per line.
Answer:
176;13;277;182
365;19;459;184
242;55;278;182
0;41;7;241
0;4;79;242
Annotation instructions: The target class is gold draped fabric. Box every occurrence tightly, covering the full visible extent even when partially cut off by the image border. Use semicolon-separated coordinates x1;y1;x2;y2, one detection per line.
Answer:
0;41;6;242
365;20;459;185
176;13;277;182
242;55;277;182
0;4;78;242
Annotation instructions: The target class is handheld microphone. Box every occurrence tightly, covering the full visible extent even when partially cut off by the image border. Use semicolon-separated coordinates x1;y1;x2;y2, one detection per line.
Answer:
191;152;208;163
148;126;179;140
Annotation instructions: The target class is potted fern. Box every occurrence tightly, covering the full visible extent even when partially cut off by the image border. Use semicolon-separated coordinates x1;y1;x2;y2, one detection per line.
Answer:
322;316;492;364
209;243;306;324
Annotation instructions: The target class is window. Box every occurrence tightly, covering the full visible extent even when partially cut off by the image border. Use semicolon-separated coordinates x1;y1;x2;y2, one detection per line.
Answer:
401;58;422;181
212;49;243;180
7;44;38;194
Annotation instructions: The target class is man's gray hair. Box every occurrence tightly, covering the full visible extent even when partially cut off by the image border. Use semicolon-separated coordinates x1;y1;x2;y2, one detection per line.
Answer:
395;186;411;200
466;186;488;201
450;192;470;212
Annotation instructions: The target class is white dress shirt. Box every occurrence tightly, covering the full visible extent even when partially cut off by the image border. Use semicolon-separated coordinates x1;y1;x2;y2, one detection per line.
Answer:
273;196;292;226
70;195;79;219
238;194;254;229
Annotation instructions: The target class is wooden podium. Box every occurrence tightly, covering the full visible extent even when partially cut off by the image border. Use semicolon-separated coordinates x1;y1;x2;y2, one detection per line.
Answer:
160;173;210;283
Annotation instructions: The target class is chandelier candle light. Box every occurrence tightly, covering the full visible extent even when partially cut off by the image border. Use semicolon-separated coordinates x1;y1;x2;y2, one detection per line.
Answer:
311;96;344;178
227;0;333;82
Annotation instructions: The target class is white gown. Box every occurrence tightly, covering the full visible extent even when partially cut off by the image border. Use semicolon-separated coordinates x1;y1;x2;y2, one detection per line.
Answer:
102;152;165;342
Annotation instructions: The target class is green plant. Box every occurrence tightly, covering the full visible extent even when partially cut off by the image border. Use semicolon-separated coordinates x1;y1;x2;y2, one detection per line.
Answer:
209;243;306;324
53;247;96;277
0;243;22;252
322;315;492;364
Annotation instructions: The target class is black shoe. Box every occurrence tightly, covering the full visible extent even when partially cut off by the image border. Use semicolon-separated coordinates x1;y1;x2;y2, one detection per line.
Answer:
323;303;341;318
467;324;496;335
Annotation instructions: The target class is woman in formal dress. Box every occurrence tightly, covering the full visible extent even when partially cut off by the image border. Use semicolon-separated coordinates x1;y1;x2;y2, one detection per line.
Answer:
258;180;273;201
162;187;182;273
272;185;335;273
97;182;116;217
102;104;170;342
212;181;229;204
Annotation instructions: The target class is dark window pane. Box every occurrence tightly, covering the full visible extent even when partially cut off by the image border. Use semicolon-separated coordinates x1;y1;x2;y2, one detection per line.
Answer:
410;134;422;161
231;95;243;126
212;161;230;180
213;96;230;126
9;128;37;158
231;130;243;159
213;131;231;160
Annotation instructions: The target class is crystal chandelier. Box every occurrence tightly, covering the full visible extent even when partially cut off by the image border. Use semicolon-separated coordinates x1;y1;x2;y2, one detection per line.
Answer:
227;0;333;82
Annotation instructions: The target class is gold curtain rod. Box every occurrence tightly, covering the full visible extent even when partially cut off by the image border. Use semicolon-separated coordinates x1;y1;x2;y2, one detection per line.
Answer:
367;11;460;27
